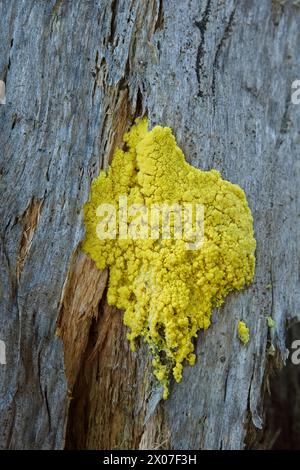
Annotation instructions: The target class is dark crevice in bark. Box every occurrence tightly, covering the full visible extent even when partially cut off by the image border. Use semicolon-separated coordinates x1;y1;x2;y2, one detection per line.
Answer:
92;50;101;100
260;323;300;449
65;298;106;450
245;322;300;450
154;0;164;32
194;0;212;97
135;86;144;118
271;0;285;26
108;0;118;45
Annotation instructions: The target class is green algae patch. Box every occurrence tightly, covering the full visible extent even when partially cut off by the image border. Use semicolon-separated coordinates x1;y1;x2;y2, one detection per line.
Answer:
83;118;256;398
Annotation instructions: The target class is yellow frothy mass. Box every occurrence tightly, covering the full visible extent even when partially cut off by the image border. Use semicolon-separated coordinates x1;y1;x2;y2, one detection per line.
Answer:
238;321;250;345
83;118;256;398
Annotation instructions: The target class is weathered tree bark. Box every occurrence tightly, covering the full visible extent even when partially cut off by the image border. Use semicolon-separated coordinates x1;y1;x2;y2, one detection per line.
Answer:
1;0;300;450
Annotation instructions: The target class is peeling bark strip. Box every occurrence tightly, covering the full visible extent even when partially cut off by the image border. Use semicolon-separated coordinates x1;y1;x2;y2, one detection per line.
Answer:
0;0;300;450
56;251;108;391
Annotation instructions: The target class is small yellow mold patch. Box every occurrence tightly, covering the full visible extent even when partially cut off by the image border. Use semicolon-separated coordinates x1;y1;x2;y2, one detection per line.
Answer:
238;321;250;345
83;118;256;398
267;343;276;356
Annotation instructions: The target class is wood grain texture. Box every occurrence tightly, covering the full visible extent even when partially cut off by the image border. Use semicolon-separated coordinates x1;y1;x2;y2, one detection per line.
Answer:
0;0;300;450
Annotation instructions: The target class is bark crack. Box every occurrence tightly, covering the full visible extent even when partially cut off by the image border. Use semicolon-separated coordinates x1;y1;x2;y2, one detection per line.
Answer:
194;0;212;98
154;0;164;32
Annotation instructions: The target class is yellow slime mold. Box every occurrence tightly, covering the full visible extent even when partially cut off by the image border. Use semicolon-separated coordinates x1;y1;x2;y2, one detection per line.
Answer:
83;118;256;398
238;321;250;345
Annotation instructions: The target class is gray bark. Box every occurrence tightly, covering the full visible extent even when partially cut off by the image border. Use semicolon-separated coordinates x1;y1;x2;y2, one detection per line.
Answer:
0;0;300;450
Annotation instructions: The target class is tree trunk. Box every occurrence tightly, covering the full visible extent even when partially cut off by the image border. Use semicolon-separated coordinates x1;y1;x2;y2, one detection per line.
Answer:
1;0;299;450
